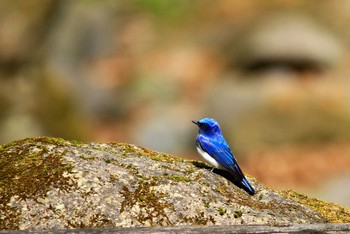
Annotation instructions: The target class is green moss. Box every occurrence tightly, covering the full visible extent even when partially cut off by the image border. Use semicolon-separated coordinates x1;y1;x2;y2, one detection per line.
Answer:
66;213;114;229
109;174;118;183
0;137;77;230
217;207;227;216
162;174;191;182
125;163;134;169
104;158;112;164
140;149;184;163
258;193;263;201
234;210;243;218
1;136;73;149
79;155;97;161
279;190;350;223
185;168;195;174
203;200;210;208
120;179;173;226
179;212;215;225
213;186;226;195
211;183;317;221
108;142;184;163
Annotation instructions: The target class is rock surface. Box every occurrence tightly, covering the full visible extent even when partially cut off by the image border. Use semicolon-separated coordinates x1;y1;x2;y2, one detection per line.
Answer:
0;137;349;230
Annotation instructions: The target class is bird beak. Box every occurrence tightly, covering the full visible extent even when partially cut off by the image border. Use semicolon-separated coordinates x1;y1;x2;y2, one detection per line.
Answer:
192;120;199;125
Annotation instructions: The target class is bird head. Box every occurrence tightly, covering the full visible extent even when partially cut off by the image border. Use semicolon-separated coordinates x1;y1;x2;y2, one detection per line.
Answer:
192;117;222;135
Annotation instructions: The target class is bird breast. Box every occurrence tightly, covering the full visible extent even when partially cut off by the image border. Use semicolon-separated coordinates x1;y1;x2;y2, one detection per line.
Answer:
196;146;225;170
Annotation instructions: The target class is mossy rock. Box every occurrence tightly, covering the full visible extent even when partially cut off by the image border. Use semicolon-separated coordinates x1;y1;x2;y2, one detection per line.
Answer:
0;137;349;230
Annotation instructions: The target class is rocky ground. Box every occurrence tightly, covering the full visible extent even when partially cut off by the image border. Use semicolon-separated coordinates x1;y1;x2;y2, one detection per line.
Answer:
1;137;349;231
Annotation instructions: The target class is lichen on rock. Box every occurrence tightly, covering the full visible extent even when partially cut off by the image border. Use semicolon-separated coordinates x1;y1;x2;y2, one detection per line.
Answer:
0;137;349;230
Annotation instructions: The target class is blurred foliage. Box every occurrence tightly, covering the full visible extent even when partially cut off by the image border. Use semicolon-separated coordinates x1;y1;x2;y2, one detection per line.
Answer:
33;73;90;141
133;0;194;20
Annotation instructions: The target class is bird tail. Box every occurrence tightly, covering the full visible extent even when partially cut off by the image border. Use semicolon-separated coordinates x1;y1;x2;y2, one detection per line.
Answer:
231;164;255;195
241;178;255;195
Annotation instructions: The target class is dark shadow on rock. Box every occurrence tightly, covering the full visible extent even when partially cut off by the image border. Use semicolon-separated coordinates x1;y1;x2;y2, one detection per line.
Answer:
212;168;252;195
192;161;254;195
191;161;212;169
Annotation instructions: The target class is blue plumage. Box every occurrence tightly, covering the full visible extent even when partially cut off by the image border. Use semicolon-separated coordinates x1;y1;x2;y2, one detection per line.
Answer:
193;117;255;195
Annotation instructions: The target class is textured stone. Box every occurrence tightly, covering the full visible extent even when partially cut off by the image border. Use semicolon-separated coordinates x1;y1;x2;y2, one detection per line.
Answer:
0;137;349;231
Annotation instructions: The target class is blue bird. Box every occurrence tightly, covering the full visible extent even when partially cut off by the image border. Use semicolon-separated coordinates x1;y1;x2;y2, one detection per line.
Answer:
192;117;255;195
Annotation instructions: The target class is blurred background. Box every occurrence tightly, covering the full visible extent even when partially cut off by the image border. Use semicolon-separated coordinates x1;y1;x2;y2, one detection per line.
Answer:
1;0;350;208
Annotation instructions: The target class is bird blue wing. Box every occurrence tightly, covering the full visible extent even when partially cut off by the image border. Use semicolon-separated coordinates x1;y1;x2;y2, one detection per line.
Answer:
197;135;240;171
197;135;255;195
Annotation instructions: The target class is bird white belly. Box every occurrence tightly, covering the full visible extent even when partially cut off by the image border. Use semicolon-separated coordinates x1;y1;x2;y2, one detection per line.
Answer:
196;146;224;169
